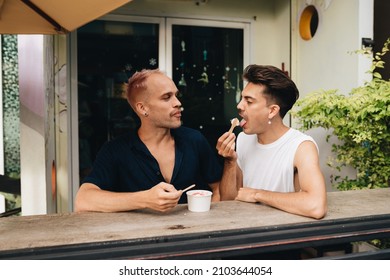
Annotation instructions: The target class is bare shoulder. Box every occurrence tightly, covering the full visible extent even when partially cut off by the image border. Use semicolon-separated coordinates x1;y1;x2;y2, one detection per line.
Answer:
295;140;320;167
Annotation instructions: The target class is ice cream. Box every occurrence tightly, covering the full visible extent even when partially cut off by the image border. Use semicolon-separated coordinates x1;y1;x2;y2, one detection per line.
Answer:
228;118;240;133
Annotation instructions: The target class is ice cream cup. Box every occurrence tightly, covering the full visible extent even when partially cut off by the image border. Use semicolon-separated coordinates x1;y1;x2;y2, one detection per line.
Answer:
186;190;212;212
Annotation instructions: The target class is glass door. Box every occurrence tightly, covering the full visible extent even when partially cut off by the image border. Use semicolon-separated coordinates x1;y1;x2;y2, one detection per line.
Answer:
167;18;249;148
77;16;164;181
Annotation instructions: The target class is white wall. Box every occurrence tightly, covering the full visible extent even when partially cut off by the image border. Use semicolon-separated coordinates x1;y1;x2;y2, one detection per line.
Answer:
19;35;47;215
291;0;374;191
19;35;56;215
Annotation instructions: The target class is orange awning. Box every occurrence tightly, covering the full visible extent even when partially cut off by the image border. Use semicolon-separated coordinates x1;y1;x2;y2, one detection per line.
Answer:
0;0;132;34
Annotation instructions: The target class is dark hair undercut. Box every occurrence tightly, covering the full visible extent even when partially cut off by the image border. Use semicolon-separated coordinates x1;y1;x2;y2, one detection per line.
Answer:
243;64;299;118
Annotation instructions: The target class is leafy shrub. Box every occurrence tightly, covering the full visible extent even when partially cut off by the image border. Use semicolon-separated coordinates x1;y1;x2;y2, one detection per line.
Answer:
292;38;390;190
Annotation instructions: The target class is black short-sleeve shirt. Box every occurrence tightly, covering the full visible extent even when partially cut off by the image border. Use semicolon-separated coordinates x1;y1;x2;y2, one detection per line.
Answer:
83;126;222;203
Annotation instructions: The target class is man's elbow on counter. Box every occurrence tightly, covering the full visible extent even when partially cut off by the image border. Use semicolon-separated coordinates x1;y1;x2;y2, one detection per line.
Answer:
74;201;83;213
220;192;236;201
74;194;88;213
310;204;327;220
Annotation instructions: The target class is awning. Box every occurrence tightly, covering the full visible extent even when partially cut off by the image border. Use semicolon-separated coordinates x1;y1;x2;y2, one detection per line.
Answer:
0;0;132;34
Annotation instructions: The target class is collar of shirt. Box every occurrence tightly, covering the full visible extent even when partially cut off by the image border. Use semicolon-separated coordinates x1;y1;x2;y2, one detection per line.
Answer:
127;128;184;183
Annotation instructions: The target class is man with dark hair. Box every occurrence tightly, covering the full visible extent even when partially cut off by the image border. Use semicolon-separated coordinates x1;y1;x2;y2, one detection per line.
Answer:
217;65;327;219
75;69;222;213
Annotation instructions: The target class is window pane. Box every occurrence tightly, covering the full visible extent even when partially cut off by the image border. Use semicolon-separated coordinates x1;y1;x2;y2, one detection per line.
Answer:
77;20;159;181
172;25;243;148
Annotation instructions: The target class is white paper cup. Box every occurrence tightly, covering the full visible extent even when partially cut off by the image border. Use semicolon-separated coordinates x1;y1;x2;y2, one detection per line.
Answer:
186;190;212;212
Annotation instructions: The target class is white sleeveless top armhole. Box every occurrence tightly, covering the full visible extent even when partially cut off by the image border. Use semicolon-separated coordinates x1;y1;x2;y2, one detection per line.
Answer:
236;128;317;193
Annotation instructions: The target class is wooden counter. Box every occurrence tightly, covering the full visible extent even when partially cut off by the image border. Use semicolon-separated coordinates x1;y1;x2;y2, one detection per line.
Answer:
1;188;390;259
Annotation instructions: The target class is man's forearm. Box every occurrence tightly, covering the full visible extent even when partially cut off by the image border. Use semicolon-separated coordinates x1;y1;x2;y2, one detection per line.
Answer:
220;160;240;200
254;189;327;219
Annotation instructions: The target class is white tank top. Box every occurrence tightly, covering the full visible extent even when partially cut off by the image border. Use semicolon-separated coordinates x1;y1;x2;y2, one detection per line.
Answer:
236;128;317;193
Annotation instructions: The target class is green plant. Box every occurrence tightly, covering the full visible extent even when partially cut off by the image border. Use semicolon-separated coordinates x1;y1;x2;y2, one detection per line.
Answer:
292;38;390;191
369;238;390;249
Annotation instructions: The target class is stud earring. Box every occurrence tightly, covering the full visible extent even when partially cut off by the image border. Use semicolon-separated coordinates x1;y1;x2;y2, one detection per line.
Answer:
144;112;148;117
268;119;272;125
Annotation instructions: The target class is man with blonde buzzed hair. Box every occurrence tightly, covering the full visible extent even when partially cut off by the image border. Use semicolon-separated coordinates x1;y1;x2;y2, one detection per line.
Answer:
76;69;222;213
